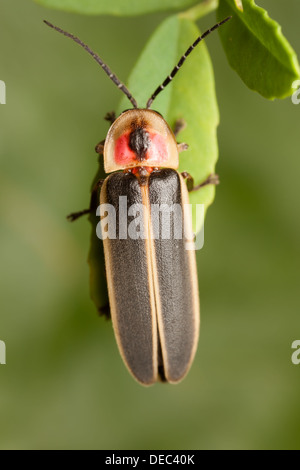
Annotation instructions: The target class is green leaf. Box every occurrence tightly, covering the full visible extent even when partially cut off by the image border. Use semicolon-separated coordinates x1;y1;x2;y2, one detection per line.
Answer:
217;0;300;99
117;15;219;232
34;0;200;16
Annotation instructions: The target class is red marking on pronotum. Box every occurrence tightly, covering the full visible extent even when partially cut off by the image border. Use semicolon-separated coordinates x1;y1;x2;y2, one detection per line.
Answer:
114;131;168;168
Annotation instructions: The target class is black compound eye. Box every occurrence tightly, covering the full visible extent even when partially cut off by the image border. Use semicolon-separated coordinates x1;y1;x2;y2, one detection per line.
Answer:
129;127;151;161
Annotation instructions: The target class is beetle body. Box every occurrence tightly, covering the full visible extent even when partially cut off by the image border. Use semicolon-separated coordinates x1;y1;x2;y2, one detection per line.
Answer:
100;109;199;384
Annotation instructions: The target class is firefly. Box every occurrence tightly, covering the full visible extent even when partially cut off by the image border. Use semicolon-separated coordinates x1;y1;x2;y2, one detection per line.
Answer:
44;16;231;385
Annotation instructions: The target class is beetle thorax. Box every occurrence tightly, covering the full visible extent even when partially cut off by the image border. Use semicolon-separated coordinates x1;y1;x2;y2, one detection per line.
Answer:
103;109;179;174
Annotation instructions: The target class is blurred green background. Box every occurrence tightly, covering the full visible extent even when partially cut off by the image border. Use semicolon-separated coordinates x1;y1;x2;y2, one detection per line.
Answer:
0;0;300;450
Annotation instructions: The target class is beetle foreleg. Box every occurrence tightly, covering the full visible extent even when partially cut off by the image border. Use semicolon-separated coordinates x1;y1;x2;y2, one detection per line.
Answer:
104;111;116;125
181;172;220;192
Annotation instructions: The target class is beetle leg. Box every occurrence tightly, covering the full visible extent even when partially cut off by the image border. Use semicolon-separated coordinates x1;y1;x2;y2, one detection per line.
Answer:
67;208;91;222
192;173;220;191
67;179;104;222
181;171;194;192
181;172;220;192
173;118;186;137
104;111;116;125
96;110;117;152
177;142;189;153
95;139;105;155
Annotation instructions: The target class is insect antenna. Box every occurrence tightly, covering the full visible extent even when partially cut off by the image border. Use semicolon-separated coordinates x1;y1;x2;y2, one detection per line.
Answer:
44;20;138;109
146;16;232;109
